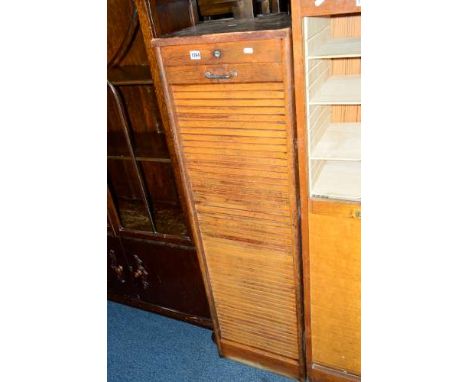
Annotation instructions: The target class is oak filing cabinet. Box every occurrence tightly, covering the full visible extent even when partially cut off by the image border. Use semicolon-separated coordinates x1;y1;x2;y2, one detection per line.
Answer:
152;14;305;380
292;1;361;381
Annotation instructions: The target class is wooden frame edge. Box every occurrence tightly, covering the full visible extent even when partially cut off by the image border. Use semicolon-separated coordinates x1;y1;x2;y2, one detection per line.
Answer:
151;28;291;47
310;363;360;382
290;1;312;379
281;28;307;382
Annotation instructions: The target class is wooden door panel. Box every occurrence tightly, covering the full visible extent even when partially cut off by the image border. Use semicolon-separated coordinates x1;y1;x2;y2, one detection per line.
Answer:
309;200;361;375
122;238;211;319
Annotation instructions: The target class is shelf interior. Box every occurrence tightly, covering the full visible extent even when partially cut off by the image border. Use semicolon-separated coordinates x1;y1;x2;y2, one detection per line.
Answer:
305;14;361;58
304;14;361;201
310;160;360;201
310;37;361;59
310;122;360;160
310;75;361;105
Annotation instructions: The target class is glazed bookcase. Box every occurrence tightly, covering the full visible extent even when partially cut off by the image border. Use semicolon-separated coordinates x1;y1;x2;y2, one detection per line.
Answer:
291;1;361;381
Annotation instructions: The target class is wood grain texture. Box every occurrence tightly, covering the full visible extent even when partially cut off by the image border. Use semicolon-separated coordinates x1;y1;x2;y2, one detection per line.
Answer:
221;339;301;379
309;200;361;374
173;80;301;361
166;63;284;84
301;0;360;17
161;39;282;66
154;30;304;380
310;363;360;382
290;1;313;379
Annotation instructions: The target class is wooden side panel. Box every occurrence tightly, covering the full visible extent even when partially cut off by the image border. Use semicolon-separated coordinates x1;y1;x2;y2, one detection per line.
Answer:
309;200;361;375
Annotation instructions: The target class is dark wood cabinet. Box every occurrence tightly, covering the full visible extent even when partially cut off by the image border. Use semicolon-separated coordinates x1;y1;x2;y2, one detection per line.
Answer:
122;238;211;326
107;0;211;328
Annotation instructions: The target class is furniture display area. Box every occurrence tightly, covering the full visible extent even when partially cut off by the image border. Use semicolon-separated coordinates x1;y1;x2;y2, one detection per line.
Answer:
291;1;361;381
107;0;212;328
149;13;305;381
108;1;362;381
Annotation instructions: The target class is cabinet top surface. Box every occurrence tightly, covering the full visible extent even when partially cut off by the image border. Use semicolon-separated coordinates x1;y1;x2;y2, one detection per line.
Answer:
159;13;290;39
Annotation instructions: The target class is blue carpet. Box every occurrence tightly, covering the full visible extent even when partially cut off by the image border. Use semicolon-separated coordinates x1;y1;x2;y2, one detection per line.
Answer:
108;301;294;382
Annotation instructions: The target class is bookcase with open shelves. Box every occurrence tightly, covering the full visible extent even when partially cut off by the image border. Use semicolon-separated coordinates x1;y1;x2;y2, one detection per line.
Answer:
304;13;361;202
291;1;361;381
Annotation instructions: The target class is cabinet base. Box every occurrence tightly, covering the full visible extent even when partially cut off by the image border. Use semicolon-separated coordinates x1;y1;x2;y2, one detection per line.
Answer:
107;294;212;329
220;338;303;381
309;364;360;382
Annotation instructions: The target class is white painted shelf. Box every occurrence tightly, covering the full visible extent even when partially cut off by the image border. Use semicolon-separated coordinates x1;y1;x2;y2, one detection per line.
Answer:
310;75;361;105
311;160;361;201
311;123;360;160
309;37;361;59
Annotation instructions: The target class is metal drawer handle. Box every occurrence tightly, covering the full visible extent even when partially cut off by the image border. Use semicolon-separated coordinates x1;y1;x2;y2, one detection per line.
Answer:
204;70;237;80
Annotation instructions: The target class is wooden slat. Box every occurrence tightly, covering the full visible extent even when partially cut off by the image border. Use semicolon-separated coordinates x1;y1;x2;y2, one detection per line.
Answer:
176;106;285;115
182;134;287;145
197;203;291;224
178;113;286;122
194;196;290;215
173;90;285;99
172;82;283;92
175;98;285;107
192;184;289;201
221;328;298;358
214;293;297;316
180;127;286;138
216;304;297;328
183;141;287;153
209;266;296;289
178;119;285;129
188;164;288;180
220;322;298;347
212;288;297;311
187;156;289;171
198;209;291;228
186;156;289;168
183;146;287;159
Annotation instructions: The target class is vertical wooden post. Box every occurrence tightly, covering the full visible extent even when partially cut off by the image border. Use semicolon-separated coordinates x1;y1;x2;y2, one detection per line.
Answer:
233;0;254;19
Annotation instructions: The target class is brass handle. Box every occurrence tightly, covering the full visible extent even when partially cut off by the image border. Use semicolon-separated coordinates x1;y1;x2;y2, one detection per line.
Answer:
132;255;150;289
204;70;237;80
109;249;125;283
134;269;145;279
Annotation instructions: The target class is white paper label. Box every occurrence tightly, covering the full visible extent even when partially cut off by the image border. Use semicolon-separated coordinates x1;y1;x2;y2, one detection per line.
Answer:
356;0;361;6
243;47;254;54
189;50;201;60
314;0;325;6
